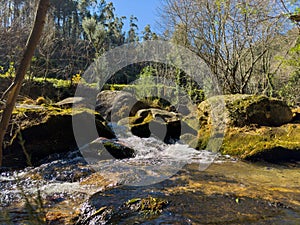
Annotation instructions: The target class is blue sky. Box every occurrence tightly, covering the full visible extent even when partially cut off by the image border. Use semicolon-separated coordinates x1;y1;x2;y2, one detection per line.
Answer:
109;0;161;33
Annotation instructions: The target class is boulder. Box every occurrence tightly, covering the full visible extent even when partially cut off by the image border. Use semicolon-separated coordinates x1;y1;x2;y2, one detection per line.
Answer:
196;94;300;162
96;90;149;121
2;107;115;168
130;108;195;144
198;94;293;128
80;137;135;162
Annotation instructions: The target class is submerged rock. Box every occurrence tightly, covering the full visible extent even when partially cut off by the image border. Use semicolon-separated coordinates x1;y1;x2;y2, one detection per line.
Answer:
197;94;300;162
2;107;115;168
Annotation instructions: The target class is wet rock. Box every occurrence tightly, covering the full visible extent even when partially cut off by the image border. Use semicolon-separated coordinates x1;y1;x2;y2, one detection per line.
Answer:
130;108;182;143
80;172;116;187
26;157;93;182
81;137;135;161
2;107;115;168
75;193;168;225
96;90;149;121
124;196;168;215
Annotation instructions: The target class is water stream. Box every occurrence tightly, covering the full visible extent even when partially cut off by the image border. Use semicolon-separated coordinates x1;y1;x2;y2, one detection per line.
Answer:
0;127;299;224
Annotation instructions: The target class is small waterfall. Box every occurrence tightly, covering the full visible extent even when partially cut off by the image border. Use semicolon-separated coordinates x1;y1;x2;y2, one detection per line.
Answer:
89;123;218;186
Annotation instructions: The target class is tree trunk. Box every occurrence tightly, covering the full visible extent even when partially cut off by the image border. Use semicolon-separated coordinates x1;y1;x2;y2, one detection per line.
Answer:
0;0;50;167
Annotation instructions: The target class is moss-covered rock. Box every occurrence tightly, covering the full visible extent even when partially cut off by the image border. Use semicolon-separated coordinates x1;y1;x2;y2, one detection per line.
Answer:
198;94;293;127
221;124;300;162
2;106;115;168
0;77;98;102
197;95;300;162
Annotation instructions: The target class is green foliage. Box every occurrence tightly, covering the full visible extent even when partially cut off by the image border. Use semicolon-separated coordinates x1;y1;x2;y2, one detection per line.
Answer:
127;15;139;43
279;71;300;105
0;62;16;78
71;73;84;85
138;66;157;79
278;37;300;104
82;17;107;57
142;25;158;41
31;77;71;88
81;1;129;58
135;66;158;99
101;83;130;91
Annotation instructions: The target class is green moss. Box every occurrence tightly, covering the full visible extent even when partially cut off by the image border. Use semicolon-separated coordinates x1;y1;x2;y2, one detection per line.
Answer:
25;77;70;88
125;196;168;215
199;94;292;128
220;124;300;161
197;127;211;150
103;84;131;91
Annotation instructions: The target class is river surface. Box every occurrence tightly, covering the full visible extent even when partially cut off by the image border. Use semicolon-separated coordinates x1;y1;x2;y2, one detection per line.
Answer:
0;128;299;224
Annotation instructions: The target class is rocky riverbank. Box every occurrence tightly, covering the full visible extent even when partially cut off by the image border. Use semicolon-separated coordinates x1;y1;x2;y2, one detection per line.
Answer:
196;94;300;162
1;89;300;224
1;91;300;167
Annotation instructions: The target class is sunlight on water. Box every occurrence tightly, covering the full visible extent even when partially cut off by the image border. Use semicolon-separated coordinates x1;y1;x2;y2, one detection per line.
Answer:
89;133;218;186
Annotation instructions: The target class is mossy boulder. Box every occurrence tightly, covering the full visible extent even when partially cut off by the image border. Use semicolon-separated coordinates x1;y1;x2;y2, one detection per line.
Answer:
96;90;149;121
198;94;293;128
197;95;300;162
2;106;115;168
221;124;300;162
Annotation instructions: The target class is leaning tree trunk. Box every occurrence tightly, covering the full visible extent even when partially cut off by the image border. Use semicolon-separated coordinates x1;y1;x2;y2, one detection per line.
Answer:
0;0;50;167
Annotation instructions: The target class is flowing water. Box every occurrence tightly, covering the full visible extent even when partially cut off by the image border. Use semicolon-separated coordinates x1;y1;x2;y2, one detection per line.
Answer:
0;126;299;224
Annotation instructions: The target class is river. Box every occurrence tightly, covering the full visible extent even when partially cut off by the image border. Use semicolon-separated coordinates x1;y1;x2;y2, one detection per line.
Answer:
0;126;299;224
